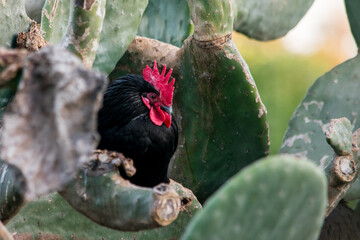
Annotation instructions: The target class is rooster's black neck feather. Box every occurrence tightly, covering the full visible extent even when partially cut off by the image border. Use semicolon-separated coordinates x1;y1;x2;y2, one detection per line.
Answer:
97;74;178;187
98;74;159;131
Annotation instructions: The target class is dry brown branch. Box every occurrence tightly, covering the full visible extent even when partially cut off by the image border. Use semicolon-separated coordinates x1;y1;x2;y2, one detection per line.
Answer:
1;46;106;199
0;48;29;85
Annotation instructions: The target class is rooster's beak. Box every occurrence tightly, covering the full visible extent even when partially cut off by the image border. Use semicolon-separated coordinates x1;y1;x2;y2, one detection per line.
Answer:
160;105;171;114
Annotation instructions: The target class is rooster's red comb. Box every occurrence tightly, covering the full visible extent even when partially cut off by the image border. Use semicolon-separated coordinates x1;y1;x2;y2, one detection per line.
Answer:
143;62;175;106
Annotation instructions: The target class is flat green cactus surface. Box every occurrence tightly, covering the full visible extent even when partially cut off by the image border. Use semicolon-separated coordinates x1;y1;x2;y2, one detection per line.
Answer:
232;0;314;40
92;0;148;74
181;155;327;240
171;37;270;203
63;0;106;69
7;185;201;239
280;54;360;169
60;170;180;231
0;0;30;47
41;0;71;44
188;0;233;41
41;0;148;74
137;0;191;47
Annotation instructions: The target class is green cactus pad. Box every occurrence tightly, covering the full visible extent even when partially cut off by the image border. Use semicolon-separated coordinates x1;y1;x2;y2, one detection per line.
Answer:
345;0;360;48
188;0;233;41
41;0;148;74
181;155;327;240
0;0;30;47
280;54;360;169
0;161;26;223
137;0;191;47
41;0;71;44
7;182;201;239
62;0;106;69
232;0;314;40
172;37;269;203
60;170;180;231
325;118;353;156
92;0;148;74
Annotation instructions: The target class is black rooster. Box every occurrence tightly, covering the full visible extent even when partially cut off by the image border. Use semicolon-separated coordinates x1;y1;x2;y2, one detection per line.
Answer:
97;62;178;187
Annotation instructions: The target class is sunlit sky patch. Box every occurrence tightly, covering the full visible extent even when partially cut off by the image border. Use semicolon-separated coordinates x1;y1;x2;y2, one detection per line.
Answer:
282;0;357;58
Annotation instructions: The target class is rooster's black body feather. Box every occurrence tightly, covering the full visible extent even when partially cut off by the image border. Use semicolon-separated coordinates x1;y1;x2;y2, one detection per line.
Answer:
97;74;178;187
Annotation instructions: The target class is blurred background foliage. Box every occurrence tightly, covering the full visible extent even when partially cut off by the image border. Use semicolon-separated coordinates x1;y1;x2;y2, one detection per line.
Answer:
232;0;357;154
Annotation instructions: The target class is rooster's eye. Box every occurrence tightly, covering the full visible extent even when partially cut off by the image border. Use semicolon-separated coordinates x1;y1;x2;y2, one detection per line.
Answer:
146;92;158;101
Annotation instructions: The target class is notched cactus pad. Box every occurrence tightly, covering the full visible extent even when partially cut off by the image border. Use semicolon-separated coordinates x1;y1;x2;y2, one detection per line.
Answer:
280;55;360;169
0;0;30;46
181;155;327;240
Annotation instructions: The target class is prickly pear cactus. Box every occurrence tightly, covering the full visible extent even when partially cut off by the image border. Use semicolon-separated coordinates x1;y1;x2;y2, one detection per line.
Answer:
137;0;191;47
41;0;70;44
0;0;30;46
231;0;314;40
60;169;181;231
279;55;360;169
173;0;269;203
92;0;148;73
7;183;201;240
62;0;106;69
277;1;360;229
41;0;149;74
181;155;327;240
278;55;360;217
